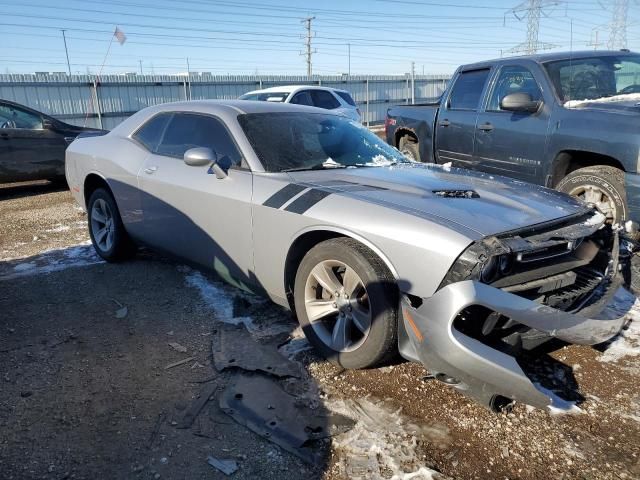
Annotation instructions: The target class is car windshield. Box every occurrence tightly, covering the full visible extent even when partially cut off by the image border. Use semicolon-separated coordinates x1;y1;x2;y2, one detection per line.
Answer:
238;112;409;172
239;92;289;102
544;55;640;105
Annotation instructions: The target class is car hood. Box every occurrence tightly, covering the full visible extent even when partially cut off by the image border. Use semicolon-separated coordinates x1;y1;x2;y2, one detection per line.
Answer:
287;163;591;238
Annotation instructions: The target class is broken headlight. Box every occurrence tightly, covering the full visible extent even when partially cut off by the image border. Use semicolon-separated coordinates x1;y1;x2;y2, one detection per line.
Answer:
439;237;510;290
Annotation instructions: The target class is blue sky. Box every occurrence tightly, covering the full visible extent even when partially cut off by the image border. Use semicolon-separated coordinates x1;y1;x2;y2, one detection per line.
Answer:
2;0;639;76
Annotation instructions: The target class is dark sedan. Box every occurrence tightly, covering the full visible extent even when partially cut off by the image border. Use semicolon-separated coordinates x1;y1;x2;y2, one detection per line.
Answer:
0;99;105;183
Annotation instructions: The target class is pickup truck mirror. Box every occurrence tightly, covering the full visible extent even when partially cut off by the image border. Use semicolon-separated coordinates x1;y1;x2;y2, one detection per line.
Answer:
500;92;541;113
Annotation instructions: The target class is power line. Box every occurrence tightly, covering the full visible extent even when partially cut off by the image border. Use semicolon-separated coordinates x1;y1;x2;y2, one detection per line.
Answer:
505;0;564;54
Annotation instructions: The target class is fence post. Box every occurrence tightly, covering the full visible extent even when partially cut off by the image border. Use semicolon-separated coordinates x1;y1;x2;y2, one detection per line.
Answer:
92;79;103;130
183;80;188;100
365;78;370;128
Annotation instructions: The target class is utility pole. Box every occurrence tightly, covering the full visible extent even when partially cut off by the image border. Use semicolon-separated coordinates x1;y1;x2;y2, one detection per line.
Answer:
588;30;602;50
61;29;71;76
347;43;351;78
410;61;415;104
138;59;143;75
607;0;630;49
186;57;192;100
301;16;316;77
505;0;562;54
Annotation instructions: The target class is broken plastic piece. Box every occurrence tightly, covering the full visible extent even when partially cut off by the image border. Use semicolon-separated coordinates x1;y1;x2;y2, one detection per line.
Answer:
207;456;238;476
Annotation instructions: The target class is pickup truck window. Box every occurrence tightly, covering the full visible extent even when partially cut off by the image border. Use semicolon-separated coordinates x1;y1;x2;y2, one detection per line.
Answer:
487;66;542;111
544;54;640;104
447;69;490;111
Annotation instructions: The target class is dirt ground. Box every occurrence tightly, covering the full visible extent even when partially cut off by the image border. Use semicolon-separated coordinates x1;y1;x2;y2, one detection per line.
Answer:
1;182;639;480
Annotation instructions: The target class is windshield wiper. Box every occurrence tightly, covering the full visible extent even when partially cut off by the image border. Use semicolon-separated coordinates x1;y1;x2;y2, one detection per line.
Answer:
282;163;346;172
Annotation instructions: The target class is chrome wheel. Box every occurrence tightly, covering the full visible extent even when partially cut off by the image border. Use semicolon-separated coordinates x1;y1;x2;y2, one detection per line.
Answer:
304;260;371;353
90;198;115;252
568;184;616;222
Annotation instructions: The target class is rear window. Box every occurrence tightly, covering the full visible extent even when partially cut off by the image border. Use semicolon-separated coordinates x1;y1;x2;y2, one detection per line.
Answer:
335;91;356;106
447;69;490;110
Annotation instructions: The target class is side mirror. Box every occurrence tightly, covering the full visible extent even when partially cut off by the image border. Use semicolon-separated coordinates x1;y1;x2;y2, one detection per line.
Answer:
183;147;227;179
42;118;54;130
500;92;542;113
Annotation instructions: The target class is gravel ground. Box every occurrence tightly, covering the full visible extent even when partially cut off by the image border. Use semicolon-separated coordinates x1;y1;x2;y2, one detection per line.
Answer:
1;181;639;480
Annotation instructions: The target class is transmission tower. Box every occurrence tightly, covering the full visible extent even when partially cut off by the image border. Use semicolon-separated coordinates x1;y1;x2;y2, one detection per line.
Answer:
301;16;316;77
505;0;563;55
606;0;630;49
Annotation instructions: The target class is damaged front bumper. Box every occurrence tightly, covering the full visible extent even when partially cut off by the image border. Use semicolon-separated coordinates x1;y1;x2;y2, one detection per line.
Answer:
399;277;627;411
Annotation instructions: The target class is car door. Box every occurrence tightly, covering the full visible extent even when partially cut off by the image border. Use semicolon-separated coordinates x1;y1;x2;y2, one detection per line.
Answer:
0;102;66;182
474;64;550;182
435;68;491;169
138;112;255;288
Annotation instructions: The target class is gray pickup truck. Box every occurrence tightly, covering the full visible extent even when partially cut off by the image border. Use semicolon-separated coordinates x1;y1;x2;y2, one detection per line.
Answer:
385;50;640;225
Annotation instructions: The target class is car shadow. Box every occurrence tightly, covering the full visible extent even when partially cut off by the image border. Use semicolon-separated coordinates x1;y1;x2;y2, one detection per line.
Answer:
0;179;68;200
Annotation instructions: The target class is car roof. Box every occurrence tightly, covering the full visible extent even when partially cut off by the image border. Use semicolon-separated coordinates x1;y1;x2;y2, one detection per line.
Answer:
242;85;349;96
459;49;638;71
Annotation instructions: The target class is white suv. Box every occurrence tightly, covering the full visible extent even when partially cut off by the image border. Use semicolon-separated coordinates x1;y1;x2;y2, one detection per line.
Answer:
239;85;361;122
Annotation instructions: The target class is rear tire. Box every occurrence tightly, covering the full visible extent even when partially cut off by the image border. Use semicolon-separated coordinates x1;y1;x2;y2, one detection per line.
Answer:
556;165;627;224
294;238;398;369
398;135;420;162
87;188;135;262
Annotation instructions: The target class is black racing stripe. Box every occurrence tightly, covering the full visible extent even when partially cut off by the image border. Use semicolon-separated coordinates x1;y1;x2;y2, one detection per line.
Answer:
262;184;306;209
284;189;332;214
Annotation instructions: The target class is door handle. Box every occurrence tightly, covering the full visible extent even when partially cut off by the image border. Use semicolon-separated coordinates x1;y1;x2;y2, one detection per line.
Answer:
478;123;494;132
439;119;451;127
144;166;158;174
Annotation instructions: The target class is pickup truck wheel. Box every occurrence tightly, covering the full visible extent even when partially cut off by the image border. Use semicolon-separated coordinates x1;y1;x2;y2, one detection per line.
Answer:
399;135;420;162
294;238;398;369
87;188;135;262
556;166;627;224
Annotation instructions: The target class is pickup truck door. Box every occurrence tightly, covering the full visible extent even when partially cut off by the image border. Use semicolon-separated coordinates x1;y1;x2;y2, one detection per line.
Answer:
138;112;255;287
474;64;550;182
435;68;491;169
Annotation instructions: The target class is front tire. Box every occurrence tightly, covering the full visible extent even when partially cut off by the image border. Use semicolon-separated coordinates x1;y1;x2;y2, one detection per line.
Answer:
556;166;627;224
87;188;135;262
294;238;398;369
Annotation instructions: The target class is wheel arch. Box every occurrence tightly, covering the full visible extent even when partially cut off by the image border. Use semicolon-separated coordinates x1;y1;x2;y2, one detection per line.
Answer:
283;226;399;312
548;150;626;188
394;127;418;148
83;172;113;209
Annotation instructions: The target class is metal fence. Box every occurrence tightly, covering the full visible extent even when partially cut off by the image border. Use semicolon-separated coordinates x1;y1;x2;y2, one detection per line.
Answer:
0;73;451;130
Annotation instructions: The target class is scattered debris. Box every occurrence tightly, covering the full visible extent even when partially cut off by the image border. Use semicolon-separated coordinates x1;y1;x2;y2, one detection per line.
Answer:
212;324;301;378
164;357;194;370
147;412;166;449
219;374;354;465
168;342;187;353
176;381;219;429
115;306;128;319
206;455;238;476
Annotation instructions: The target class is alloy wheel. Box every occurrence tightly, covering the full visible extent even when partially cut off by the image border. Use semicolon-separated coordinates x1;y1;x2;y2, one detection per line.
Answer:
90;198;115;252
304;259;372;353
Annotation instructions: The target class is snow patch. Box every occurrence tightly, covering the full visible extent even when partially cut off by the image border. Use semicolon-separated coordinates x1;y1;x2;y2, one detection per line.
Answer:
583;211;606;227
565;93;640;108
328;397;447;479
0;243;103;280
441;162;452;172
598;288;640;363
534;383;583;416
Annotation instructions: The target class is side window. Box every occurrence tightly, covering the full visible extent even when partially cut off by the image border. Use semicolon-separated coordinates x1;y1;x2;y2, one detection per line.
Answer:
488;66;542;111
290;91;313;106
156;113;242;166
311;90;341;109
0;103;43;129
447;69;491;111
132;113;171;151
335;91;356;106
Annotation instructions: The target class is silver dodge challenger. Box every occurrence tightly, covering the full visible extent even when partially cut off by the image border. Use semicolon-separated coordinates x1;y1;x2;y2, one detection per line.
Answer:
66;100;633;411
